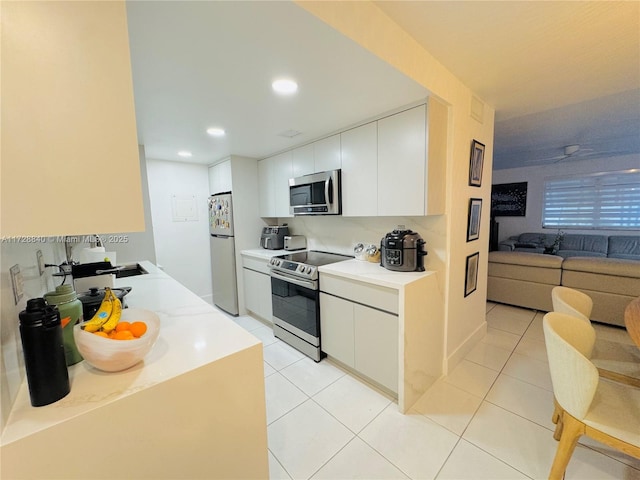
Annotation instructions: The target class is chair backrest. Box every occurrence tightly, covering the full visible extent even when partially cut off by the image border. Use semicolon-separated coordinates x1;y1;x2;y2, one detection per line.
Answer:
543;312;599;420
551;286;593;322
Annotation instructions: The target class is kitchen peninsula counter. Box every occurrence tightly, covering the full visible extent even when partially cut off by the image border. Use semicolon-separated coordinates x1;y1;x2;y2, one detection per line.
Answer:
1;261;268;479
318;259;444;413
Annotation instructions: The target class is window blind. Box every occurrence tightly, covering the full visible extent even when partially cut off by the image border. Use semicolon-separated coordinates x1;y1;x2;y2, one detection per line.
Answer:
542;169;640;230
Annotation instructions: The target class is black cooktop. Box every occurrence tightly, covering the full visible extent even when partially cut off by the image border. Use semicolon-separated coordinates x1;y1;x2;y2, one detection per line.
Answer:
276;250;352;267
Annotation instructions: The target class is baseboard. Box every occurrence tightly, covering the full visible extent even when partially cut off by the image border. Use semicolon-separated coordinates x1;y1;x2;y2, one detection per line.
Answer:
446;320;487;374
201;293;214;305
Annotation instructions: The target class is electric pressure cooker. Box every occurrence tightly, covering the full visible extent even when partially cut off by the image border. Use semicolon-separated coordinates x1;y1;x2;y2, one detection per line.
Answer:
380;226;427;272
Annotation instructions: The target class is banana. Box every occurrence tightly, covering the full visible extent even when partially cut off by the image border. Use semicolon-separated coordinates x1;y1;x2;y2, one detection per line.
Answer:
100;289;122;334
82;288;114;332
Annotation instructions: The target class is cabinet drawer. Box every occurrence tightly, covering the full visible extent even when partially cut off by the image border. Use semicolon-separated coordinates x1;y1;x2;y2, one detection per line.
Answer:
241;256;271;275
320;274;398;315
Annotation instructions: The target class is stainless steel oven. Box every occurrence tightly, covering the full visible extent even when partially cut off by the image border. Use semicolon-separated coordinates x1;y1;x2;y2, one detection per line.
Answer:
269;251;352;361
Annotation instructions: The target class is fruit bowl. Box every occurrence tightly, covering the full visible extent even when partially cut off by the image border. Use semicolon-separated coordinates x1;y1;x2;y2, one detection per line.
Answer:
74;308;160;372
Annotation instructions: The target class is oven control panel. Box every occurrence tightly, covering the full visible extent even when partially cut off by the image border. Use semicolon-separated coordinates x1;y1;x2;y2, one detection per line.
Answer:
269;258;318;280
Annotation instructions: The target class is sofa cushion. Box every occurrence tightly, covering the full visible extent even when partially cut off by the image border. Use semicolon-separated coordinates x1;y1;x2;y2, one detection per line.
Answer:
561;257;640;297
488;251;563;285
559;234;608;255
557;250;606;259
562;257;640;278
608;236;640;260
489;251;563;268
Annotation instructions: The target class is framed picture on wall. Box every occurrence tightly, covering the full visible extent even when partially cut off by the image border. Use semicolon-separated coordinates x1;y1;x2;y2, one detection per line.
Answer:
467;198;482;242
491;182;528;217
464;252;479;297
468;140;485;187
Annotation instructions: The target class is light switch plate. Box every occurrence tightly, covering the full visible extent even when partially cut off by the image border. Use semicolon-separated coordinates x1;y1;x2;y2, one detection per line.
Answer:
36;250;45;276
10;264;24;305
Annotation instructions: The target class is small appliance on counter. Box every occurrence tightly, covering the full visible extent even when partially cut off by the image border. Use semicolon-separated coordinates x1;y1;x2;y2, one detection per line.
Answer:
260;225;289;250
284;235;306;251
380;226;427;272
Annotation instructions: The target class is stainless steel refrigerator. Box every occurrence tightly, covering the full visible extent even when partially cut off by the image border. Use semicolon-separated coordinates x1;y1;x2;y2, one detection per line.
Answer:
209;192;239;315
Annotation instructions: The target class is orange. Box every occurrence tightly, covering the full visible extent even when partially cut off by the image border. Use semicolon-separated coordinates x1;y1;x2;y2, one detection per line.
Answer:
113;330;135;340
129;321;147;338
115;321;131;332
93;331;109;338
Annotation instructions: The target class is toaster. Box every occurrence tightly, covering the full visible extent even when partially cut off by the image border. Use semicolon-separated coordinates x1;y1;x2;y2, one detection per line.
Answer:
260;225;289;250
380;226;427;272
284;235;306;251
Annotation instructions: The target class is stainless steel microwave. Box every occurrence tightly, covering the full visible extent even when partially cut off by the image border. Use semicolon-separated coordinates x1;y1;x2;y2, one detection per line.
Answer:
289;169;341;215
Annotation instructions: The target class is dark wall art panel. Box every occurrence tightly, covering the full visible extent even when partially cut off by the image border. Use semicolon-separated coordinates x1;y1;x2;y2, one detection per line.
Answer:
491;182;528;217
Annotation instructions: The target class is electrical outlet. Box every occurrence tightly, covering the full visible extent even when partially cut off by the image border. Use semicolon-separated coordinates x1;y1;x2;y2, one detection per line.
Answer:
10;264;24;305
36;250;45;276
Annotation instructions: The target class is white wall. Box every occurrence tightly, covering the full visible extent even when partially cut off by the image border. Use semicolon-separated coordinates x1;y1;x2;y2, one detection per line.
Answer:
492;153;640;242
299;2;496;374
146;159;213;302
1;240;66;430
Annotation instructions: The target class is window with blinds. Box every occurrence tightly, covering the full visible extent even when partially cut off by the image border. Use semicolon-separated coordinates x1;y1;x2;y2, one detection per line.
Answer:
542;169;640;230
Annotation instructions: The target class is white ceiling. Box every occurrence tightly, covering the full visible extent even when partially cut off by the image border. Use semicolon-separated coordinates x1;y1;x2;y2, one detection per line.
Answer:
126;1;640;170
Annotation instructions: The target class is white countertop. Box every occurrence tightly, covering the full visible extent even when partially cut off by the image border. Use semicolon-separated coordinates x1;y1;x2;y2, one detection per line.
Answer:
241;248;290;260
319;259;433;289
1;261;261;446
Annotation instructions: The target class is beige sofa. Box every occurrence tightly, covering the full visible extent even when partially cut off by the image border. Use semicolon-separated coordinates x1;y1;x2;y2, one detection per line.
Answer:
487;251;640;327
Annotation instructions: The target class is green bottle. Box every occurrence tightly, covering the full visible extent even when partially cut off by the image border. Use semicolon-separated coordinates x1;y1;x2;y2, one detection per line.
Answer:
44;284;84;365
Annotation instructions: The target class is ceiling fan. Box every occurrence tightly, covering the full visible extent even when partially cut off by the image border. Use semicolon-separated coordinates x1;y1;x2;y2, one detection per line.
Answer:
522;144;598;165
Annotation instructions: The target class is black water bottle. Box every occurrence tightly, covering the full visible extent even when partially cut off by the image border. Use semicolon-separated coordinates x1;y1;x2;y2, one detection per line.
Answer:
19;298;70;406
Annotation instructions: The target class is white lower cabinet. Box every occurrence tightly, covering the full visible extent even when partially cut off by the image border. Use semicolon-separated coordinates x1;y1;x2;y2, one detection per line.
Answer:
320;292;398;393
241;255;273;322
354;304;398;393
320;293;355;367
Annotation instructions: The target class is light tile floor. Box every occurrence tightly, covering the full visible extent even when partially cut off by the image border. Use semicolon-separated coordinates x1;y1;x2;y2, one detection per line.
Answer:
223;303;640;480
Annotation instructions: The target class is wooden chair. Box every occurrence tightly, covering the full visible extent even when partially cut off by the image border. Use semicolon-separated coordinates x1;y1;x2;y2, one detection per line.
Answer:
551;286;640;388
543;312;640;480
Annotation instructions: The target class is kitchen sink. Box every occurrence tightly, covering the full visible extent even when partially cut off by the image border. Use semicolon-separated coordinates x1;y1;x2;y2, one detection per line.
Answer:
115;263;148;278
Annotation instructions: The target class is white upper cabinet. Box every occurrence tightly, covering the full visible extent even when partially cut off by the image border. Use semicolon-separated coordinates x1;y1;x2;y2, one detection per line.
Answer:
257;98;446;219
313;134;341;172
258;158;275;217
377;105;427;216
292;134;341;179
209;159;232;195
2;1;144;235
292;144;314;178
341;122;378;217
272;151;293;217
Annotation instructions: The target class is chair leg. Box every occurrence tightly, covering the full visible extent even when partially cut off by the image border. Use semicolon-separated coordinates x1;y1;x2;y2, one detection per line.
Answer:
552;398;561;424
552;398;564;441
553;415;564;442
549;413;584;480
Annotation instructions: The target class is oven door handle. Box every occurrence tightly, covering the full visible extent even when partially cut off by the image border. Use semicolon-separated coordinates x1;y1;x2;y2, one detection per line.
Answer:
270;269;317;290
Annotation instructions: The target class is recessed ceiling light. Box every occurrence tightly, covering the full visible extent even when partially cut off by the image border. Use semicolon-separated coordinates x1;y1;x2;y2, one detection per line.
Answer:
178;151;192;158
272;78;298;95
206;127;226;137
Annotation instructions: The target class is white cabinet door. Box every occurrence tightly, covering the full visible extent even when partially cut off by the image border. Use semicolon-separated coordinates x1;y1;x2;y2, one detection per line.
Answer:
243;268;260;314
314;134;341;172
258;158;275;217
3;1;144;236
243;267;273;322
273;150;293;217
292;144;314;178
354;305;398;393
340;122;378;217
257;271;273;323
209;160;232;195
320;293;355;367
377;105;426;216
